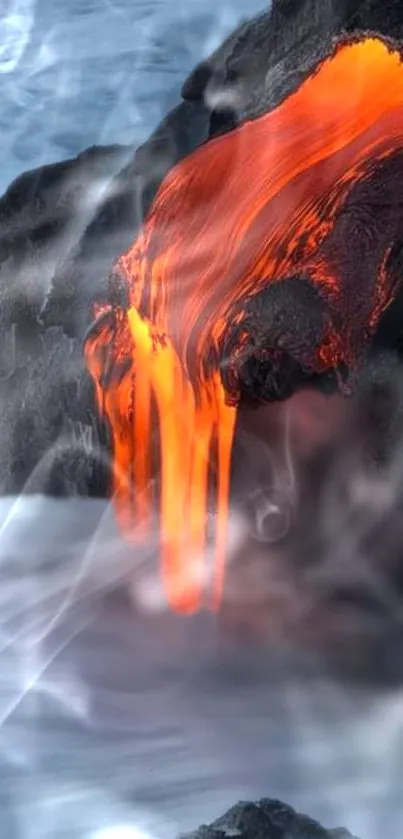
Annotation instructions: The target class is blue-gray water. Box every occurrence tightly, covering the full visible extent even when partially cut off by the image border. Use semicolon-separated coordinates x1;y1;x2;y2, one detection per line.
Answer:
0;0;264;192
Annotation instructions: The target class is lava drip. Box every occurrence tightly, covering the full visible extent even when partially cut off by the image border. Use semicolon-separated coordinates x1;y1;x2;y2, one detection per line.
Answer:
126;306;236;613
85;301;236;614
85;35;403;614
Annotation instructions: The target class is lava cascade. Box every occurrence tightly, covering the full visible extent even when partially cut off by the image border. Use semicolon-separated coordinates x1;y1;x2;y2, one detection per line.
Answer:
84;36;403;614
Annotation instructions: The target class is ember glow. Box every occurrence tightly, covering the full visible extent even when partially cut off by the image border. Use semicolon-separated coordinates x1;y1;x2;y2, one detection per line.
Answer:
84;36;403;614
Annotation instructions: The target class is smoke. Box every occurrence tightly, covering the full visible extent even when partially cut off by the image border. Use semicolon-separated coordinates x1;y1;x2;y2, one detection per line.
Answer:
1;356;403;836
246;406;296;543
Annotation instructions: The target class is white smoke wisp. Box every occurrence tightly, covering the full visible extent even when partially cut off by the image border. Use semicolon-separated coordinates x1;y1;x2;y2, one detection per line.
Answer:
14;779;174;839
91;826;163;839
248;403;297;544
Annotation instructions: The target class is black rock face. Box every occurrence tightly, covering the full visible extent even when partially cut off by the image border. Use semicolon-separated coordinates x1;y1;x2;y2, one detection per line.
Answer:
181;0;403;134
181;799;359;839
219;277;342;405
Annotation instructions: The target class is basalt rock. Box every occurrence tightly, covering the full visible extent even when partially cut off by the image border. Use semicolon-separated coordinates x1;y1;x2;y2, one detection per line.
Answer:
180;799;359;839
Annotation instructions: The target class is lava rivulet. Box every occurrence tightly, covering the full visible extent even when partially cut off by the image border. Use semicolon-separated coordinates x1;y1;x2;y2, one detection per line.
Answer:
84;36;403;614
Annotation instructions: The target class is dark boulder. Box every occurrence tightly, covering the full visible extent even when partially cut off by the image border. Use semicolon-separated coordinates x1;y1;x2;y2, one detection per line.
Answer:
180;799;359;839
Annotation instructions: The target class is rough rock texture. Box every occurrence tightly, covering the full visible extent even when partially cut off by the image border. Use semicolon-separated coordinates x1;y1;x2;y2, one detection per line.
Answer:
1;0;403;495
182;0;403;129
180;800;358;839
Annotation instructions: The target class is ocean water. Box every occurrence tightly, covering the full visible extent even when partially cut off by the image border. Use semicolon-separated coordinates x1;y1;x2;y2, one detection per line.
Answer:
0;0;265;193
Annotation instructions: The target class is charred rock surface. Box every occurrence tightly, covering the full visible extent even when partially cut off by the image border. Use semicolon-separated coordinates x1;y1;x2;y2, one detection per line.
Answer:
182;0;403;135
223;148;403;406
180;799;358;839
219;277;341;405
2;0;403;496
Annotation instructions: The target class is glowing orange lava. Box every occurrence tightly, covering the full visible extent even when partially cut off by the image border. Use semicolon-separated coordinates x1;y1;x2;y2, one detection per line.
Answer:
84;36;403;614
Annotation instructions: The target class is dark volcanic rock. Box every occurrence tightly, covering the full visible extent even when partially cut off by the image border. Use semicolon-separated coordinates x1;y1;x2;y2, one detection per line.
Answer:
1;0;403;495
182;0;403;132
181;799;358;839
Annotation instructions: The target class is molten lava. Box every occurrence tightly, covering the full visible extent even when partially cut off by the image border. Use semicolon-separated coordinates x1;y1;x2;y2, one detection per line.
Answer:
84;36;403;614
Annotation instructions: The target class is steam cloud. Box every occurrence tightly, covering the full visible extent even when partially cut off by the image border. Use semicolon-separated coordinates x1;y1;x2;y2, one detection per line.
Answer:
0;359;403;837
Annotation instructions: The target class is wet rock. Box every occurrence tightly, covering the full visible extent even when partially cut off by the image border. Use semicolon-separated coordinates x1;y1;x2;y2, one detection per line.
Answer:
181;799;359;839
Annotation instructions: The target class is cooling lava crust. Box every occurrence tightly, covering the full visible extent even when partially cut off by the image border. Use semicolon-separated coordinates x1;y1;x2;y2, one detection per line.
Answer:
80;33;403;612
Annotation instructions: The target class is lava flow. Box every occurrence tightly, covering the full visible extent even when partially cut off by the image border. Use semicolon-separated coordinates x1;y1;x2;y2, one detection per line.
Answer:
84;35;403;614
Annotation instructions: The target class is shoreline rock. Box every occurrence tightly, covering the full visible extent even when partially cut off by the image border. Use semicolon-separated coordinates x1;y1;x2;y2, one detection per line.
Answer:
180;799;359;839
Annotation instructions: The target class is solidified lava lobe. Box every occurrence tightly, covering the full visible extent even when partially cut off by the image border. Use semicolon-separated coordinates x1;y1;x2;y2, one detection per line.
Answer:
84;36;403;614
